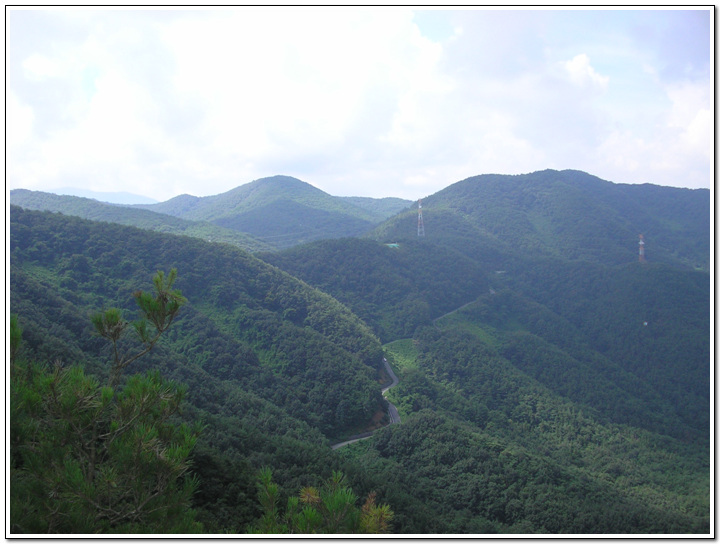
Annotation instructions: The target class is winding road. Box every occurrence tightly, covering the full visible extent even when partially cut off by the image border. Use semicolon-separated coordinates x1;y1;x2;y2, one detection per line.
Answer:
332;297;486;450
331;357;401;450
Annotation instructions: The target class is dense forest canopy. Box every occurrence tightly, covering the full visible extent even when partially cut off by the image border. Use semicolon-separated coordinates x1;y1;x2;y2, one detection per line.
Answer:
9;169;710;535
10;188;272;253
371;170;709;270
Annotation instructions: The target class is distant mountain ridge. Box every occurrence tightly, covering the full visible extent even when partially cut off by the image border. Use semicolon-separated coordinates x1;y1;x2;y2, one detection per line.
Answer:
371;169;709;271
11;177;412;251
135;176;386;222
133;175;412;248
11;170;708;263
9;189;273;253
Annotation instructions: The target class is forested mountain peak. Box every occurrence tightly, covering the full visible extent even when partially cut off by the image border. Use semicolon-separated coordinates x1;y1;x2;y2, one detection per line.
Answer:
373;169;709;270
127;175;403;249
135;175;375;222
147;193;204;216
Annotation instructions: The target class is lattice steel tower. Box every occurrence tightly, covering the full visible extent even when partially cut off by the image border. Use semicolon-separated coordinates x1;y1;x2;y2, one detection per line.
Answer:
417;199;425;237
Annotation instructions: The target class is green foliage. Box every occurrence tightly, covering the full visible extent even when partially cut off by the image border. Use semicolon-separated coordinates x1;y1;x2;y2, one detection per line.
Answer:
134;175;393;249
364;409;707;534
10;189;272;252
402;169;709;270
144;175;380;223
10;206;384;438
11;362;203;533
383;338;419;372
340;196;412;221
362;322;709;533
90;269;186;387
262;237;492;342
10;314;23;361
9;164;710;538
249;468;393;534
215;199;374;249
10;272;202;534
502;259;710;437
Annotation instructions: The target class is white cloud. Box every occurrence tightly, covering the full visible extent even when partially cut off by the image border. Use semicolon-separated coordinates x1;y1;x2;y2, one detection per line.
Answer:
593;78;712;188
6;9;712;199
7;91;39;189
665;81;712;159
563;53;609;90
160;10;447;159
22;54;63;80
7;91;34;144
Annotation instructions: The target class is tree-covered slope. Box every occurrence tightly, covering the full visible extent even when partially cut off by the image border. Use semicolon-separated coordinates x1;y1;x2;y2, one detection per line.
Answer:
344;299;708;533
10;189;272;252
371;169;709;270
262;240;709;443
9;164;710;535
262;238;495;342
137;175;376;221
260;170;709;534
9;206;384;438
500;258;710;436
213;199;373;250
135;176;391;249
262;171;710;442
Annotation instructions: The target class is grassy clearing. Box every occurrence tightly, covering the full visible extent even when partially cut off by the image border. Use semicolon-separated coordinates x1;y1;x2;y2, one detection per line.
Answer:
383;338;419;372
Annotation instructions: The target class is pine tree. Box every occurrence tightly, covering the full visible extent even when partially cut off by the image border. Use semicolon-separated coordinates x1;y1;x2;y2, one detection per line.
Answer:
249;468;394;534
10;270;203;534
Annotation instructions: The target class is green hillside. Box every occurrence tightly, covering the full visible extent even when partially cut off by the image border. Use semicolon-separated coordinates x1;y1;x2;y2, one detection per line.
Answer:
136;176;397;249
11;179;411;252
138;175;377;222
213;199;373;249
262;238;494;342
263;242;708;443
10;206;386;436
259;170;710;534
371;169;709;270
8;167;710;535
10;189;272;252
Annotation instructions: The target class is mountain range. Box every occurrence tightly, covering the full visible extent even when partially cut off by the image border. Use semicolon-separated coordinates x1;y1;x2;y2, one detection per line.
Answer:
11;175;412;250
13;170;708;268
9;169;710;535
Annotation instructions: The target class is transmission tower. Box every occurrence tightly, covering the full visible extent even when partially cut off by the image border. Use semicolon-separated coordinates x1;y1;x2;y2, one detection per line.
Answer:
638;234;646;263
417;199;425;237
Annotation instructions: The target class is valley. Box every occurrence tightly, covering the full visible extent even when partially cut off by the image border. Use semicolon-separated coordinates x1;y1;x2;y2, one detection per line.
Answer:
9;169;710;535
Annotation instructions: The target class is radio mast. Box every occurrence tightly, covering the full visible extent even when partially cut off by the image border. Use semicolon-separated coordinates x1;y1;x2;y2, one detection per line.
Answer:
417;199;425;237
638;234;646;263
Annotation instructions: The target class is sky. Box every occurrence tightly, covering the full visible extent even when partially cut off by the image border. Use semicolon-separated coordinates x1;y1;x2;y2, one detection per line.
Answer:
7;7;713;202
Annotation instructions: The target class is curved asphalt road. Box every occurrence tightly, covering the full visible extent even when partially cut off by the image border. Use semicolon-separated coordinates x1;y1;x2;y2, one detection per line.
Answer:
331;358;401;450
381;358;401;424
